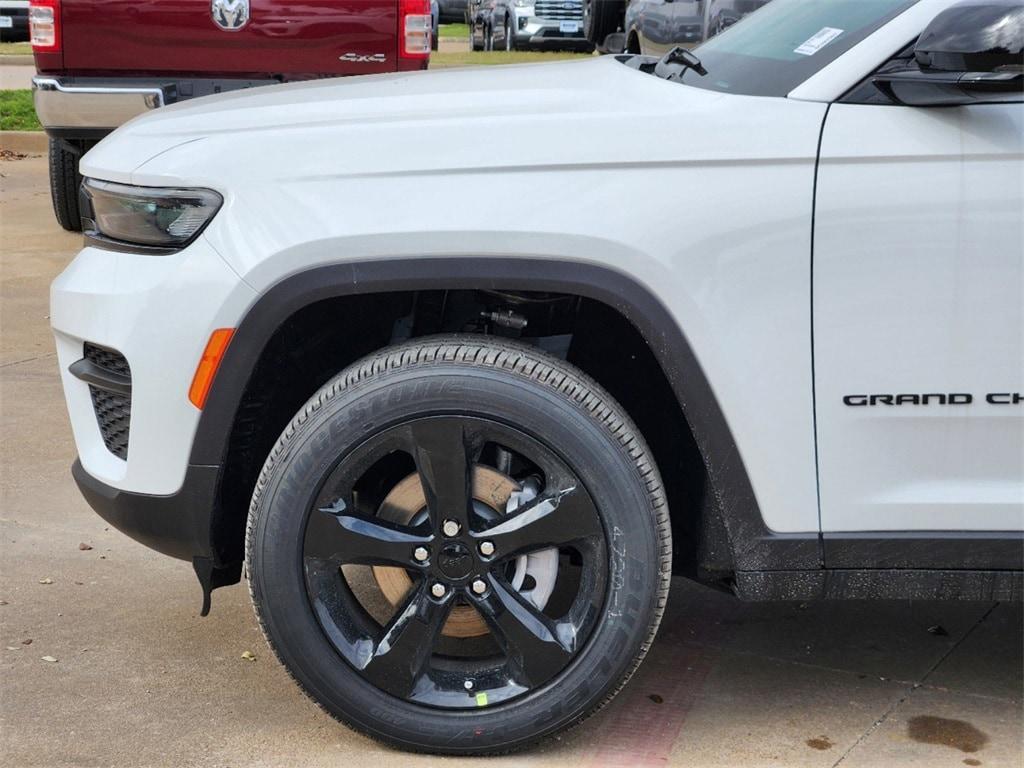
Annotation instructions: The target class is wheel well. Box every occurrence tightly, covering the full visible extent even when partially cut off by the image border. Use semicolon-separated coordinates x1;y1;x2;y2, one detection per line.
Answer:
213;289;714;578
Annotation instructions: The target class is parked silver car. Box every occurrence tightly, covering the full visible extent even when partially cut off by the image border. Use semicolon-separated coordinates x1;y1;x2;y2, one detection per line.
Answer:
488;0;595;51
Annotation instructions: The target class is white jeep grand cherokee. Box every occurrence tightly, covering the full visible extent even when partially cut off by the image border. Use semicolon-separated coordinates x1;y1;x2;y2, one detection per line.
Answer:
50;0;1022;754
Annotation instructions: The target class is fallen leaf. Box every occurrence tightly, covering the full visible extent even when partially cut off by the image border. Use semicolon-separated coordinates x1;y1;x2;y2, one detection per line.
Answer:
927;625;949;637
240;650;256;662
0;600;7;605
648;694;664;704
41;656;58;663
38;578;54;585
78;543;93;551
21;639;31;645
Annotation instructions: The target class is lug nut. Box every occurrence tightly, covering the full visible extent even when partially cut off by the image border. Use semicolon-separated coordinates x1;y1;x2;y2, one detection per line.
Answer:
471;578;487;595
442;519;461;537
479;541;495;557
413;546;429;562
431;583;447;598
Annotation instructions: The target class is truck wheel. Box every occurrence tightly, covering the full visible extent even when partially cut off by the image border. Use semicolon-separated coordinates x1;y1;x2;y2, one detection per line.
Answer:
48;139;83;232
246;336;671;754
582;0;622;47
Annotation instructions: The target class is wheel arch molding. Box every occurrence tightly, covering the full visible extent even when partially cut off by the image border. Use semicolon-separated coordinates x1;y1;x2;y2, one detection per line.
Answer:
192;257;817;573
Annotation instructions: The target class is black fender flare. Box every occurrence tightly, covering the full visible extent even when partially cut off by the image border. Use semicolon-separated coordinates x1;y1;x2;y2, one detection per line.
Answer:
190;257;819;571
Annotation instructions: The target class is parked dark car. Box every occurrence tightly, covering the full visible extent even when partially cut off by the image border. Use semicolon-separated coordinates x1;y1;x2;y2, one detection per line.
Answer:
624;0;769;53
624;0;703;54
586;0;768;51
467;0;494;49
437;0;467;22
431;0;440;49
703;0;766;36
0;0;29;41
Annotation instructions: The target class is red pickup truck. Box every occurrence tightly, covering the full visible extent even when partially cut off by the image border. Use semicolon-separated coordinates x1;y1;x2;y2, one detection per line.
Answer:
31;0;431;230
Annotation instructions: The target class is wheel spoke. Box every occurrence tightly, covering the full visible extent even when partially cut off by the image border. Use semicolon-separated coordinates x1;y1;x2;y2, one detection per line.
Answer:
475;484;602;558
473;577;575;688
304;502;431;568
360;583;453;698
409;419;475;531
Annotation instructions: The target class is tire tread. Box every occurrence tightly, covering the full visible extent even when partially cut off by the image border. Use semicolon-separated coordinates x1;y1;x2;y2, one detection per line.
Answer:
48;139;82;232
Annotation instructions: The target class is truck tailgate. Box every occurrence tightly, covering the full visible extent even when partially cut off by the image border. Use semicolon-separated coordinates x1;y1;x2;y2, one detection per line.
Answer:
60;0;399;77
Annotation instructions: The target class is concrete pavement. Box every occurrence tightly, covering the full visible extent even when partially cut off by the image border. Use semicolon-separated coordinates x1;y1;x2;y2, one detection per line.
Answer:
0;63;33;90
1;152;1021;768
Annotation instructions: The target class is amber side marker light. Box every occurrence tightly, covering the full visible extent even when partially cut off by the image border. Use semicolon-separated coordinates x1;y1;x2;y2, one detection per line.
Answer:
189;328;234;409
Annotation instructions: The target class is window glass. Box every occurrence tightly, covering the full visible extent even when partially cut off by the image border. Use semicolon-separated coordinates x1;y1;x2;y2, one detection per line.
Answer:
679;0;920;96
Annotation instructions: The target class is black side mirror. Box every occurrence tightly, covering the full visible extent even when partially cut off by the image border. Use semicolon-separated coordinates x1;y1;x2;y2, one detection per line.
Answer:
873;0;1023;106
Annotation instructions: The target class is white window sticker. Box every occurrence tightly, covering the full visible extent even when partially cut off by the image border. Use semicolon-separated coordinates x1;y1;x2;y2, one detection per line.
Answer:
794;27;844;56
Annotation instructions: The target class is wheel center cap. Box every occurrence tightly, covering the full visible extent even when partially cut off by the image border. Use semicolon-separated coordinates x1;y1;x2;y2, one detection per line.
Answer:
437;542;473;580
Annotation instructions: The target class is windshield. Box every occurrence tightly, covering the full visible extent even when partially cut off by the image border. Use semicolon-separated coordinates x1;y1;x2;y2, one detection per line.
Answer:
679;0;920;97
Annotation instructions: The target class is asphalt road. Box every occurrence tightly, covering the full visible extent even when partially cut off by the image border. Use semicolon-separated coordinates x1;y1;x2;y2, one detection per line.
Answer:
1;151;1021;768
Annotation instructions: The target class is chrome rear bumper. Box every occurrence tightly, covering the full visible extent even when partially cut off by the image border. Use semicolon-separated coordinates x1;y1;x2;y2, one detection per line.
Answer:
32;77;165;131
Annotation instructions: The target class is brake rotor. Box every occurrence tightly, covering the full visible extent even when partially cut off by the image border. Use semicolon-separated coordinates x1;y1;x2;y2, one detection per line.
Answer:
373;466;518;638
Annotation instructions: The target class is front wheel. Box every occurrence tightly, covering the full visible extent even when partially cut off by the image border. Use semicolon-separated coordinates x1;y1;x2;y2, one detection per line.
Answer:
246;337;671;754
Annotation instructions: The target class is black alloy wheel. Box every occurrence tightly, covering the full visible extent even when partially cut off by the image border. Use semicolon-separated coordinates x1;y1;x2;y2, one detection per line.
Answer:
303;415;606;707
246;336;671;753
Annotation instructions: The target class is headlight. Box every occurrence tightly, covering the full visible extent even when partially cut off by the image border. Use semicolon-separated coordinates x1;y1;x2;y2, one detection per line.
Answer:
82;178;223;252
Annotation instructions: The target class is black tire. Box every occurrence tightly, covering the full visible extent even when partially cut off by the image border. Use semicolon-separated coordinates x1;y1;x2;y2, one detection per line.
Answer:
48;139;83;232
582;0;623;47
246;336;671;754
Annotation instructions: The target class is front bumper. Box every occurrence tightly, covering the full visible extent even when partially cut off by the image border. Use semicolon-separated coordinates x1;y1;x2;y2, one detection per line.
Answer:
51;235;257;496
73;459;219;561
513;14;588;47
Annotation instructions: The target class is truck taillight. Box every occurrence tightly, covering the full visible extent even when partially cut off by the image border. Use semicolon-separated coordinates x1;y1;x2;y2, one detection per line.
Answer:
29;0;60;53
399;0;431;58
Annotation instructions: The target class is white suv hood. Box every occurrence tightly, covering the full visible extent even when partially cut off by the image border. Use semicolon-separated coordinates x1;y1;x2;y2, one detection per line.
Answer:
80;56;803;187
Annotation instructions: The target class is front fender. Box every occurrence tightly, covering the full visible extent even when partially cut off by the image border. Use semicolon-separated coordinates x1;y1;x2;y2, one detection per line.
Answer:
191;256;819;572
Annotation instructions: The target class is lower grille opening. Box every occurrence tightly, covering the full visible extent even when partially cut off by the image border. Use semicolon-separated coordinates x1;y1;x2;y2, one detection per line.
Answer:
81;343;132;460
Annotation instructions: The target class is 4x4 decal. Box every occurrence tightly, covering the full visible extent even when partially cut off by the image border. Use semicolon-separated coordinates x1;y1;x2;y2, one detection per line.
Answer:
339;52;387;63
